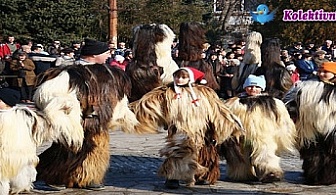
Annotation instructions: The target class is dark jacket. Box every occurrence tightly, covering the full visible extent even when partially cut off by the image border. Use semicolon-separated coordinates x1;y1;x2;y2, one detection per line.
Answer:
28;53;57;75
295;59;318;80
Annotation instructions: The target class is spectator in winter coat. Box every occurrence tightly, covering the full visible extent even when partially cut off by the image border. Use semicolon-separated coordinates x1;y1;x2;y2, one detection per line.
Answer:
110;55;127;71
295;53;318;81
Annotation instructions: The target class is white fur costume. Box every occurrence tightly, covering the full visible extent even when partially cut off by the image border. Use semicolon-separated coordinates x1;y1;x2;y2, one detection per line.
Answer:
155;24;179;84
284;80;336;185
0;93;84;194
222;95;296;182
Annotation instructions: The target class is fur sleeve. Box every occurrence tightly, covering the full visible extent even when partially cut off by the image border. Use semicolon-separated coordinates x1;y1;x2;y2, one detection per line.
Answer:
130;87;169;134
198;88;245;144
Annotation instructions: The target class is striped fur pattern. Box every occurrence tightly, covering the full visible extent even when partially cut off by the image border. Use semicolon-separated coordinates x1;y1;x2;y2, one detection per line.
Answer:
35;64;137;188
0;100;84;194
126;23;178;102
158;133;208;186
285;80;336;185
131;84;244;185
222;95;296;182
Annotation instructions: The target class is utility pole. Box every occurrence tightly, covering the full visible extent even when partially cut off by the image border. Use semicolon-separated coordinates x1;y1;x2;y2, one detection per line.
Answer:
109;0;118;45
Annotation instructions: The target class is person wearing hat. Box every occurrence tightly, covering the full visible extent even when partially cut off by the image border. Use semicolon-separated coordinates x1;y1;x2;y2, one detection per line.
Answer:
317;61;336;84
313;49;329;67
0;88;21;110
296;53;318;81
130;66;244;189
76;38;110;65
173;67;207;106
55;48;75;66
240;74;266;97
283;61;336;185
10;49;36;103
220;74;296;183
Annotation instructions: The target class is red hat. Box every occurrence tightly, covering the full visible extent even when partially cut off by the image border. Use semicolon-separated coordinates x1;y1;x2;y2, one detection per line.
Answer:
178;67;207;84
173;67;206;106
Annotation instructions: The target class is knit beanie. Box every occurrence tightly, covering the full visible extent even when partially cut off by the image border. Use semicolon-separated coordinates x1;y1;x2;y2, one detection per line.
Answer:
80;38;109;56
243;75;266;91
173;67;206;106
0;88;21;107
321;62;336;74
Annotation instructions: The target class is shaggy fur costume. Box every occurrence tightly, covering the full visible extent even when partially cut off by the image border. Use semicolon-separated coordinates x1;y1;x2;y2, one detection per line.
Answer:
232;31;262;93
220;95;296;182
126;23;179;102
0;97;84;194
130;83;244;186
34;64;138;188
178;22;219;90
284;80;336;185
255;38;293;99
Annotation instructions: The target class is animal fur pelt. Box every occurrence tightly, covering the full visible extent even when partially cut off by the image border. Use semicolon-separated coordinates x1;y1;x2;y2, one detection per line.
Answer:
242;31;262;65
155;24;179;84
0;98;84;194
255;38;293;99
232;31;262;93
126;23;179;102
255;62;293;99
284;80;336;185
130;83;244;185
221;95;296;182
178;22;220;90
34;64;138;188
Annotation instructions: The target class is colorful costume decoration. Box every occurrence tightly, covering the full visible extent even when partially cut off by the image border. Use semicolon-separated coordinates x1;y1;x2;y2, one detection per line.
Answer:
221;94;296;182
284;62;336;185
130;68;244;186
126;23;179;102
0;90;84;194
34;64;138;189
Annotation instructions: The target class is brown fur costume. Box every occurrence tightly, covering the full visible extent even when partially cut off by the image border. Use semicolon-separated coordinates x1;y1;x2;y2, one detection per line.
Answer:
126;24;179;102
175;22;223;185
220;95;296;182
178;22;219;90
284;80;336;185
130;83;244;185
34;64;138;188
255;38;293;99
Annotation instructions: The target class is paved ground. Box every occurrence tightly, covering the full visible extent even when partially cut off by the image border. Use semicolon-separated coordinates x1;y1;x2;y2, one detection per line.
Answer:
31;130;336;195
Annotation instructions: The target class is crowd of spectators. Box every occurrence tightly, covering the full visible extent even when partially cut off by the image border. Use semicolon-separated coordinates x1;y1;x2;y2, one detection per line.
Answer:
1;34;336;102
